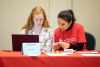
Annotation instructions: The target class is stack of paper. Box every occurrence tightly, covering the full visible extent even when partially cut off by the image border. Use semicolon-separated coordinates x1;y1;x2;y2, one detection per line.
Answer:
79;52;100;56
64;49;75;52
81;54;100;56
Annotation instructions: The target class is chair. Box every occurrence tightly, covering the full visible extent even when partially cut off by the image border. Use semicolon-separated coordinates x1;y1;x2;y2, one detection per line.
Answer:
85;31;96;50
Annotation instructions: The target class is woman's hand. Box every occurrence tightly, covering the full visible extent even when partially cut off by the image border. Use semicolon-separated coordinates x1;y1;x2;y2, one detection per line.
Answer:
53;42;60;51
53;45;60;51
41;47;46;50
59;42;70;49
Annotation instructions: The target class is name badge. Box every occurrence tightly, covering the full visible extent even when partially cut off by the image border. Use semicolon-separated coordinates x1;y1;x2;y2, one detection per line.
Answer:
22;43;41;55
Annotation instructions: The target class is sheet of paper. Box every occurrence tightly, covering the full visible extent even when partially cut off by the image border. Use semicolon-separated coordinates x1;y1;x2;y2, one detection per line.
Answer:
78;52;99;54
46;53;55;54
60;52;73;54
28;54;40;57
64;49;75;52
46;53;68;56
22;43;41;55
81;54;100;56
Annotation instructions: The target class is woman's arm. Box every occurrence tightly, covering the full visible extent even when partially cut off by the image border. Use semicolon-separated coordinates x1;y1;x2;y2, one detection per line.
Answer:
69;43;84;51
59;42;84;51
45;29;53;52
20;29;26;34
53;29;61;51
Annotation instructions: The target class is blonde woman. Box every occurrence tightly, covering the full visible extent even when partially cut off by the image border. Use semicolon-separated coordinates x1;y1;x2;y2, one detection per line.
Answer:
20;6;53;52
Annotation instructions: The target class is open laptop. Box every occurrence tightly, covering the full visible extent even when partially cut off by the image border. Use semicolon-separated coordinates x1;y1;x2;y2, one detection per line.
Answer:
12;34;39;51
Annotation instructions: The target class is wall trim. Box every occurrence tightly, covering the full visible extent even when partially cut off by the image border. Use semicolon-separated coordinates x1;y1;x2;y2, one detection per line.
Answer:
67;0;73;9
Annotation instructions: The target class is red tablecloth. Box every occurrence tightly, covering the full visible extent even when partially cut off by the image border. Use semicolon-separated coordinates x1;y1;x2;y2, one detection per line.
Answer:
0;50;100;67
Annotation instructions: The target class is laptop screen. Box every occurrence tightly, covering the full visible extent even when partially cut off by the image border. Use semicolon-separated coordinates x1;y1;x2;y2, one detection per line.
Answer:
12;34;39;51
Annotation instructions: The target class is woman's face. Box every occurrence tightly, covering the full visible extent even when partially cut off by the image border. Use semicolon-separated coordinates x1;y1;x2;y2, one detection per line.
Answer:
33;13;44;26
58;18;72;31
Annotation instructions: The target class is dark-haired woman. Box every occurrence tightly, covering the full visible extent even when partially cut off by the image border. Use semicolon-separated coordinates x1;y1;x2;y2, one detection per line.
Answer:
53;9;87;51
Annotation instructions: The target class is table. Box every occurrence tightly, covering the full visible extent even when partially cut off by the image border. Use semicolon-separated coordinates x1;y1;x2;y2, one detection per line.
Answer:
0;50;100;67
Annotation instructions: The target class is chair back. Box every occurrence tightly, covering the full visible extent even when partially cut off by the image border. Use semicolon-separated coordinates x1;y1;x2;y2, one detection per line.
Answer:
85;31;96;50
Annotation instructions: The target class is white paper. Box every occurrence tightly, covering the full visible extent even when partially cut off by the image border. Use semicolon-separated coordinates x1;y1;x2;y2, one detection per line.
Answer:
81;54;100;56
22;43;41;55
28;54;40;57
78;52;99;54
46;53;67;56
61;52;73;54
90;52;99;54
64;49;75;52
46;53;55;54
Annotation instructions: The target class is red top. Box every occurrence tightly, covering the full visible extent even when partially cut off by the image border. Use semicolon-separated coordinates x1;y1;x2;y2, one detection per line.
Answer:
54;23;87;51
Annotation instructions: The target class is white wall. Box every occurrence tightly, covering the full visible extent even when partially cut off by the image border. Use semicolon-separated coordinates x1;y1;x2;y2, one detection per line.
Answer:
0;0;100;50
50;0;67;32
72;0;100;50
0;0;50;50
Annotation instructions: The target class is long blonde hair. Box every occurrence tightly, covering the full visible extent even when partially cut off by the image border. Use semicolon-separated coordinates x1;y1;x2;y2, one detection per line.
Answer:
22;6;51;34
